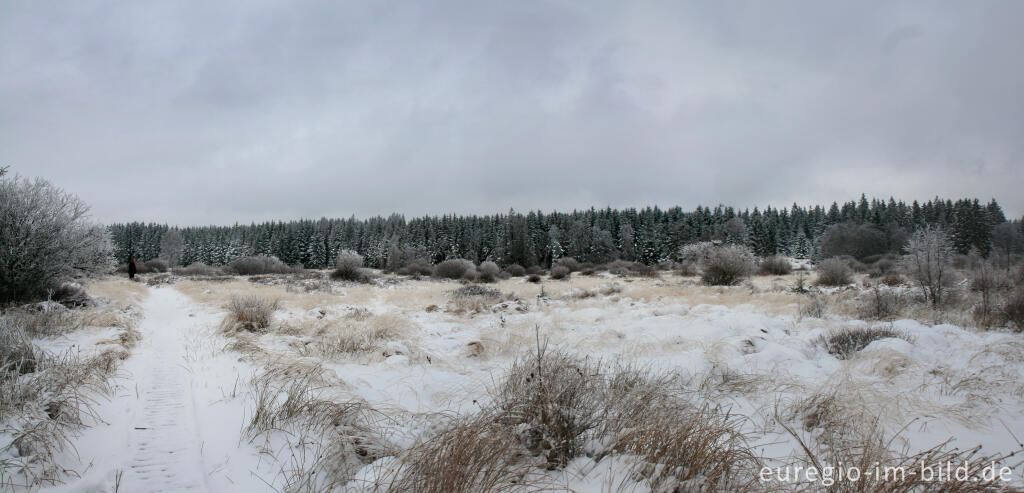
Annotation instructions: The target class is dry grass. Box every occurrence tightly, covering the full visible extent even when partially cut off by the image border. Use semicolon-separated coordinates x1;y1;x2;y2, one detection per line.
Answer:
379;414;535;492
0;338;129;488
83;278;150;306
222;295;280;332
244;359;394;492
815;326;910;360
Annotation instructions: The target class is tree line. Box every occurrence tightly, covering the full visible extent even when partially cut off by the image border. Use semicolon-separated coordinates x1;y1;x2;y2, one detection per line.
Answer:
108;195;1019;270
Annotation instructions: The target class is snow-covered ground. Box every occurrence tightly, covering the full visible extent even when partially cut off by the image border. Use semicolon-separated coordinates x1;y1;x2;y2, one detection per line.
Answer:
11;272;1024;491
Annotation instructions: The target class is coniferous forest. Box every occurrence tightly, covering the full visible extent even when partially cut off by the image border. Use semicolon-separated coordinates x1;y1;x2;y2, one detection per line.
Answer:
108;195;1017;269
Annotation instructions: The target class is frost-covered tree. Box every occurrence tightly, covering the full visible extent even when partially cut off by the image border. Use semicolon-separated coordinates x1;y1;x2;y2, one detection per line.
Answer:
903;226;954;306
0;174;113;302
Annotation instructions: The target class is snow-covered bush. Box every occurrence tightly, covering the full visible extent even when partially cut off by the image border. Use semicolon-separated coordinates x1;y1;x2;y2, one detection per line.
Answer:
228;255;297;275
332;250;369;282
758;256;792;275
172;262;222;276
433;259;474;280
504;263;525;277
476;261;501;283
550;265;570;279
700;245;755;286
815;258;852;286
902;226;954;306
553;257;581;273
0;175;113;302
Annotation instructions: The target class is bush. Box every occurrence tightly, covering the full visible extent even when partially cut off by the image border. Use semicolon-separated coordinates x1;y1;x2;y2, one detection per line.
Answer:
527;274;542;283
225;295;280;332
815;258;853;286
1005;290;1024;331
397;260;433;277
433;259;475;280
49;283;92;308
550;265;570;280
128;259;169;274
859;286;905;321
553;257;581;273
331;250;369;282
676;261;698;277
0;174;113;302
606;260;657;277
476;261;501;283
903;227;954;306
172;262;223;276
700;246;755;286
815;326;909;359
228;255;298;275
758;256;792;275
504;264;526;277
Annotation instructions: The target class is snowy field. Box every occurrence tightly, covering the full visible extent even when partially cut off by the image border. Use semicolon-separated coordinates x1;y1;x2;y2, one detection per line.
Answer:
5;270;1024;492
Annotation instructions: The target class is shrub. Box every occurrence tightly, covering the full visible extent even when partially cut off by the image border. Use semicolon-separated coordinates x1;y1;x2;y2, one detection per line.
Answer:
700;246;755;286
758;256;792;275
397;260;433;277
607;260;657;277
228;255;298;275
504;264;525;277
815;258;852;286
881;272;903;287
903;227;954;306
0;174;113;302
225;295;280;332
798;294;828;319
331;250;369;282
676;261;698;277
1005;289;1024;331
859;286;905;321
550;265;570;280
48;283;92;308
553;257;581;273
433;259;475;280
816;326;909;359
476;261;501;283
172;262;222;276
527;274;542;283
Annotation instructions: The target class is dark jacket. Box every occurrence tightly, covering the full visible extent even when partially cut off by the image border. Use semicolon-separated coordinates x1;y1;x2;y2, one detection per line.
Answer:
128;258;137;276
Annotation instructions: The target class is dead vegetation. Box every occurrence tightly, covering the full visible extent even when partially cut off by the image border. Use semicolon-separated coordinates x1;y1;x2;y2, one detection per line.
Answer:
815;326;910;360
222;295;280;332
0;302;139;489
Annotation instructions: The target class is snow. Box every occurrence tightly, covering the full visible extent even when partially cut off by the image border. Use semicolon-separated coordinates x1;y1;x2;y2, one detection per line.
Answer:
19;277;1024;491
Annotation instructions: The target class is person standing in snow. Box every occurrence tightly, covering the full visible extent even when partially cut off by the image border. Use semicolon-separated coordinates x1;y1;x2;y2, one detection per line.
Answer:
128;257;137;280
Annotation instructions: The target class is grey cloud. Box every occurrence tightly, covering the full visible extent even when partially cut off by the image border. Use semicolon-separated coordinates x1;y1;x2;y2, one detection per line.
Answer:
1;0;1022;225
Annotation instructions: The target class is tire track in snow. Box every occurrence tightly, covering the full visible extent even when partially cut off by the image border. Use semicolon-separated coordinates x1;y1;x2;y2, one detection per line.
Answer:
121;287;211;493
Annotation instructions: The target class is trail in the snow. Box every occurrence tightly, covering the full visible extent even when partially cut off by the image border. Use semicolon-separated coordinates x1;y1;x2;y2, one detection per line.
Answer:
40;286;262;493
120;287;211;492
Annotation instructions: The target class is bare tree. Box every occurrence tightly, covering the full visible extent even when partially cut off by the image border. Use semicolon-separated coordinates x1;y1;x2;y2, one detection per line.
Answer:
902;226;954;306
159;228;184;267
0;174;113;302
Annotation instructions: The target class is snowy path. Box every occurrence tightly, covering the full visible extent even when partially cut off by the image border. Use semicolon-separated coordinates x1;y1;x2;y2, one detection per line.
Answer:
45;287;269;493
121;288;209;492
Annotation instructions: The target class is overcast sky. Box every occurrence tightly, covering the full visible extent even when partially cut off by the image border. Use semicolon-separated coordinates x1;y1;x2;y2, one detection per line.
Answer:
2;1;1022;225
